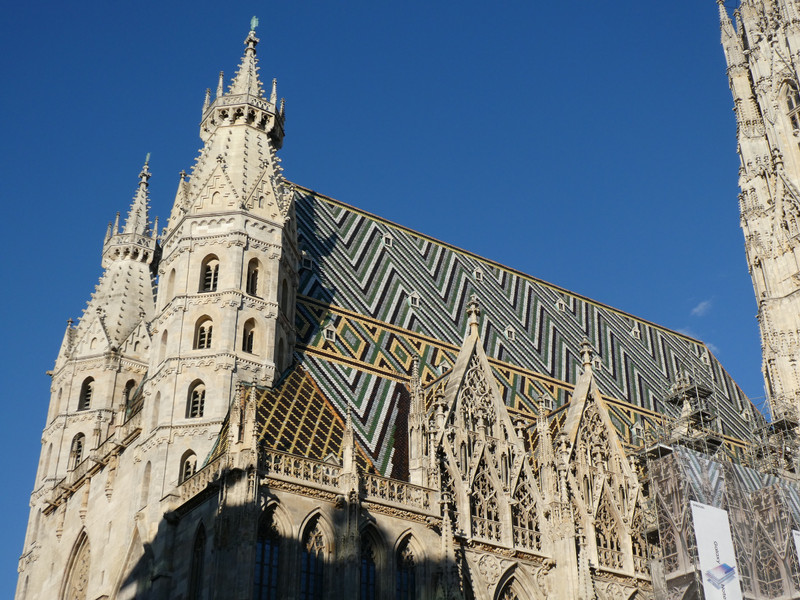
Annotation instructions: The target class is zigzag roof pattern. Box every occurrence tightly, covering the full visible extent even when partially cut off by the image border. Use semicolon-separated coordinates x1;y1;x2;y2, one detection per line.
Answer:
284;187;759;475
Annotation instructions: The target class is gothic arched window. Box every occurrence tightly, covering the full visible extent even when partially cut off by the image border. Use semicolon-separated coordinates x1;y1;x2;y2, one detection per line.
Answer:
186;382;205;418
395;539;416;600
242;319;256;354
360;534;377;600
123;379;137;408
470;460;501;541
78;377;94;411
188;525;205;600
70;433;86;470
246;258;261;296
595;499;623;570
254;509;280;600
200;256;220;292
787;82;800;130
62;532;90;600
194;317;213;350
180;451;197;483
511;477;541;551
300;519;326;600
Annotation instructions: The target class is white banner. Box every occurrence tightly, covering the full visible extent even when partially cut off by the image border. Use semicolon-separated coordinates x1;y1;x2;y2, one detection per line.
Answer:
792;530;800;571
691;501;742;600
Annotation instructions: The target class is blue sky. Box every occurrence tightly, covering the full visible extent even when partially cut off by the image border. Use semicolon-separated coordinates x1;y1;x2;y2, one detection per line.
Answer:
0;1;759;595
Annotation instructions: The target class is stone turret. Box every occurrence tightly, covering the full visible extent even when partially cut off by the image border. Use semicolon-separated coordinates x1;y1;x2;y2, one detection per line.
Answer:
36;158;157;511
148;18;298;480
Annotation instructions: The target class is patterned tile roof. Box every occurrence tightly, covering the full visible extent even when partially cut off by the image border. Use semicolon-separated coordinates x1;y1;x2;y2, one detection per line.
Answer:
255;188;760;476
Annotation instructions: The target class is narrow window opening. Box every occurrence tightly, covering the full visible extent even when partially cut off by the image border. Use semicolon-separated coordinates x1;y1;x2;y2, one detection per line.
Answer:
194;317;213;350
200;256;220;292
247;259;260;296
70;433;86;470
187;382;206;419
243;319;256;353
180;451;197;483
78;377;94;411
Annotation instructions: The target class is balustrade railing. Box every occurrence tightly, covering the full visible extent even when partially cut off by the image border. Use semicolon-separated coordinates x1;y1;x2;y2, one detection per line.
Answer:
512;527;542;551
362;473;432;510
633;554;648;575
598;547;624;570
472;516;502;542
258;449;341;489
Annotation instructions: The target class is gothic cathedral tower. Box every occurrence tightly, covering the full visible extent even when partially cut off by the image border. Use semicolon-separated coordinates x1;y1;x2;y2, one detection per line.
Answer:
719;0;800;419
17;22;297;599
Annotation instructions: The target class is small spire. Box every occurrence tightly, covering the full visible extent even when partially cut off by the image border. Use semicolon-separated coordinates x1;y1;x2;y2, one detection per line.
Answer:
466;294;480;336
229;20;264;97
113;211;120;235
279;98;285;117
270;78;278;104
216;71;224;98
579;337;594;372
123;157;151;235
202;88;211;113
152;216;159;239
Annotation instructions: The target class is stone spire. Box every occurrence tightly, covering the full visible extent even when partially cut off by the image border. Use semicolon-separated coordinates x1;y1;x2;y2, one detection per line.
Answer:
79;162;159;350
122;155;151;235
228;17;264;97
718;0;800;419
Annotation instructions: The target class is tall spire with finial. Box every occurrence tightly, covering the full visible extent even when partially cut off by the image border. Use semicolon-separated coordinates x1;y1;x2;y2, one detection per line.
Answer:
122;154;151;236
229;16;264;96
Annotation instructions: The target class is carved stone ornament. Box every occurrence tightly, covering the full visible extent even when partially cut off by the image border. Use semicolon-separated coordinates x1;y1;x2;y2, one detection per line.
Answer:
478;553;502;586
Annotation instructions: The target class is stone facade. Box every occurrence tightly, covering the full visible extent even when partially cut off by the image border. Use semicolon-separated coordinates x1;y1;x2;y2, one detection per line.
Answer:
16;8;800;600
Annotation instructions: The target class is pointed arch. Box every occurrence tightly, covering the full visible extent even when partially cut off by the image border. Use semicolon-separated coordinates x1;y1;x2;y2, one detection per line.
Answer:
61;531;91;600
493;564;537;600
595;491;623;570
511;469;542;551
246;258;261;296
70;433;86;470
299;513;329;600
395;535;418;600
359;524;386;600
180;450;197;483
113;526;153;600
254;505;281;600
123;379;137;409
470;457;502;542
242;318;256;354
188;524;206;600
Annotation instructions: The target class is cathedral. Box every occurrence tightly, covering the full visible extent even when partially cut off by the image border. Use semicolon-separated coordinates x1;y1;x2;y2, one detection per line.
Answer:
16;3;800;599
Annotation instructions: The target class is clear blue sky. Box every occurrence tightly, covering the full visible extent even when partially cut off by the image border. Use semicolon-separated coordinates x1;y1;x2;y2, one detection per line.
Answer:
0;1;757;595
